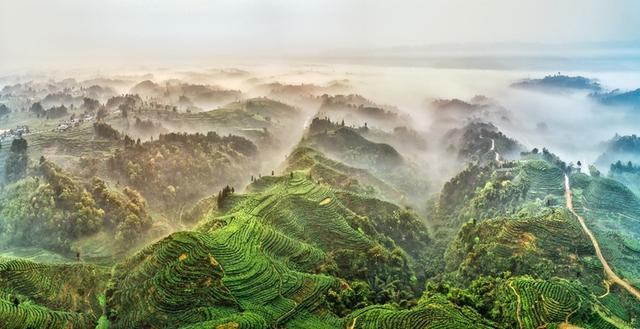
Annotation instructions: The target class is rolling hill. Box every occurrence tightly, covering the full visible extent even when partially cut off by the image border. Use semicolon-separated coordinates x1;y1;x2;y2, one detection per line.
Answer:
0;73;639;329
105;171;431;328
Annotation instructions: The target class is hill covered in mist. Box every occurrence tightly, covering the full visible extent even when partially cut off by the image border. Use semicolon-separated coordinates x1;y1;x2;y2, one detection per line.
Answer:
0;66;639;328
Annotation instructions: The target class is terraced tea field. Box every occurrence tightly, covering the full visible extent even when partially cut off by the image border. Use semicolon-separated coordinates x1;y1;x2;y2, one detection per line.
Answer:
343;301;495;329
518;160;565;202
501;277;623;329
284;146;404;201
1;117;639;328
447;208;600;285
569;174;640;287
106;172;409;328
0;257;109;329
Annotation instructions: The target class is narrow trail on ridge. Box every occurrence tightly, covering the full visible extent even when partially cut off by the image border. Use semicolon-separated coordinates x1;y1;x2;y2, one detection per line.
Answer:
480;135;501;164
490;138;501;163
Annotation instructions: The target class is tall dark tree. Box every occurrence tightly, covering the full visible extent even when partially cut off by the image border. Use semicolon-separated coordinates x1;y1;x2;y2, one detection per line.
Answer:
82;97;100;112
0;104;10;117
216;185;233;208
96;107;108;121
29;102;44;115
93;122;121;140
5;138;28;182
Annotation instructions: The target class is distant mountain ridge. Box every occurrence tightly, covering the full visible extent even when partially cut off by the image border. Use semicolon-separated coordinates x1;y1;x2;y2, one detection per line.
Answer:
591;88;640;108
511;73;602;92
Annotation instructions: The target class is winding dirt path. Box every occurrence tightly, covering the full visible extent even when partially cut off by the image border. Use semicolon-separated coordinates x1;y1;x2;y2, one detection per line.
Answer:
564;174;640;300
508;280;524;329
492;139;501;163
480;135;501;164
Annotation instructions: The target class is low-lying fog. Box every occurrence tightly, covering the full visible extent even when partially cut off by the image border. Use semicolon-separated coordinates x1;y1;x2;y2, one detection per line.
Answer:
3;61;640;175
237;63;640;170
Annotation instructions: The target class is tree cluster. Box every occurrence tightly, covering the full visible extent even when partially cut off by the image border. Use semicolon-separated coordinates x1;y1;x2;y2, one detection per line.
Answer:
93;122;121;140
29;102;45;116
521;147;570;172
0;160;153;252
106;131;257;210
82;97;101;112
5;138;28;182
44;105;68;119
606;134;640;153
216;185;234;208
610;160;640;174
91;177;152;244
0;104;10;117
106;94;143;109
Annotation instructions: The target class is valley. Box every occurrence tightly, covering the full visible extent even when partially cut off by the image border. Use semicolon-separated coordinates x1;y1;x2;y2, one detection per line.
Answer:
4;0;640;327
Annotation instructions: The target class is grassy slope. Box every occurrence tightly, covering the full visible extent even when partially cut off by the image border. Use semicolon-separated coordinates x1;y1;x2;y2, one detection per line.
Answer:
0;256;109;329
283;146;404;202
434;156;639;328
1;103;639;328
610;171;640;197
300;119;429;206
355;151;640;329
0;150;638;328
343;296;496;329
570;173;640;287
106;171;430;328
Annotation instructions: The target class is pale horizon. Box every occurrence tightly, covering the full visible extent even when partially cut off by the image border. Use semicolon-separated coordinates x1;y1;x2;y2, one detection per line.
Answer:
2;0;640;70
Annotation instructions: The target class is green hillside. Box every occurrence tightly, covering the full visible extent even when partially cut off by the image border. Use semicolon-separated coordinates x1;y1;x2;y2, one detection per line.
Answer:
1;75;639;329
609;170;640;197
0;159;153;257
304;118;403;170
570;173;640;286
1;123;638;328
99;150;640;329
430;153;640;328
434;158;566;231
493;276;626;329
345;273;630;329
105;171;432;328
105;131;258;211
443;121;524;163
343;296;496;329
301;117;429;204
284;146;404;202
0;257;109;329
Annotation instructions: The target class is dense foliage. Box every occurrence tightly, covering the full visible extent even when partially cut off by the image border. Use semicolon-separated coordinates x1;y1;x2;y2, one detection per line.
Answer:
512;74;602;91
106;131;258;210
445;121;523;162
44;105;68;119
0;104;10;117
0;79;638;328
303;117;429;204
4;138;28;182
0;257;109;329
104;172;433;328
0;160;152;252
93;122;121;140
597;134;640;167
611;160;640;174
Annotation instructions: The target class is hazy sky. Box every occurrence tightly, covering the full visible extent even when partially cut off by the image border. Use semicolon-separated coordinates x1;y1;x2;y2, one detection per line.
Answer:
1;0;639;68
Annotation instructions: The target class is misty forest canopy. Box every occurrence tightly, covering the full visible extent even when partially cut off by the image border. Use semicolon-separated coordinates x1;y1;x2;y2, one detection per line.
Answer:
511;73;603;92
0;63;639;329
